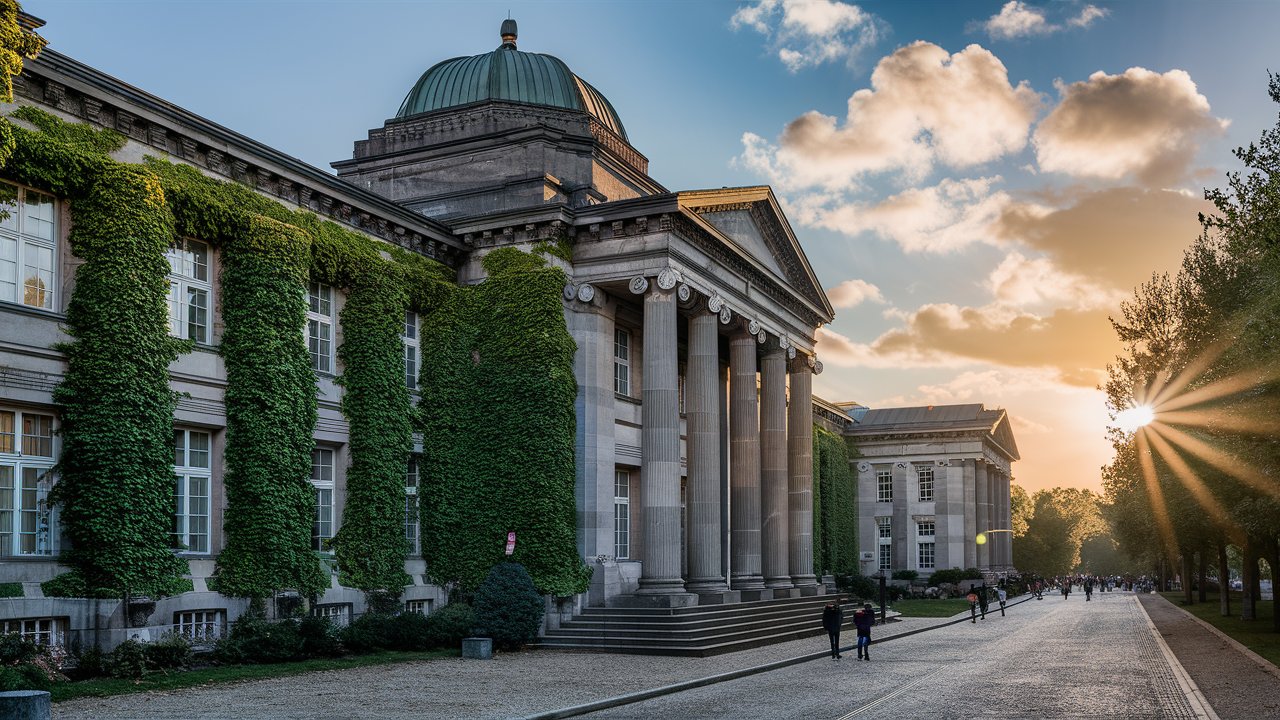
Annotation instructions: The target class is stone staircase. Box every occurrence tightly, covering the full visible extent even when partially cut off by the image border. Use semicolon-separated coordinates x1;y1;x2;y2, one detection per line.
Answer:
537;594;875;657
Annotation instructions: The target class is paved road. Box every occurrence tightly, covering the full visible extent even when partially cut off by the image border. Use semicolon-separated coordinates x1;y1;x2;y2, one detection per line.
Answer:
54;591;1225;720
584;591;1203;719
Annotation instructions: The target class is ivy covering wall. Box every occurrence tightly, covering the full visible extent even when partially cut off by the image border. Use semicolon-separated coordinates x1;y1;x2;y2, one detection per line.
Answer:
812;426;857;578
419;248;591;596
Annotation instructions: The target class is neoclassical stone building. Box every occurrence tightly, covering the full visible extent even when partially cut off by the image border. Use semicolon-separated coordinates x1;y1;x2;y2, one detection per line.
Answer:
846;404;1019;578
0;15;835;648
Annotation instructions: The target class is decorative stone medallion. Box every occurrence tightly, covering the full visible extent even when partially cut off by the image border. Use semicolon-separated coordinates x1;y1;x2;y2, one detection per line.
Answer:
629;276;649;295
779;335;790;350
857;461;871;473
676;283;691;302
814;360;824;374
719;306;733;325
707;294;723;312
656;268;678;290
748;319;760;335
806;355;817;369
756;330;767;344
576;284;596;303
562;284;577;301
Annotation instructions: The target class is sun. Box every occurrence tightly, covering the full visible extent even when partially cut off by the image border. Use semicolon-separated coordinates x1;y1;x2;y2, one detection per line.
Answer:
1115;405;1155;432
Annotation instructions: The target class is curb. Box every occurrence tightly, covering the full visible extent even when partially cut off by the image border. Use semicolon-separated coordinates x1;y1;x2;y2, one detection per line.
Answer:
522;595;1035;720
1134;594;1220;720
1144;593;1280;683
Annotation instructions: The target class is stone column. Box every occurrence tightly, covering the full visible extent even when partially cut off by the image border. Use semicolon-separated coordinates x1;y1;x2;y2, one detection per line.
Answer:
633;274;684;594
788;357;816;587
760;345;790;589
1000;470;1012;570
963;459;977;569
975;461;990;571
685;306;725;592
729;327;764;590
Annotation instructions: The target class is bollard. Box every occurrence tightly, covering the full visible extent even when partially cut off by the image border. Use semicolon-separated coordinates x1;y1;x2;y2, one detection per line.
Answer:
462;637;493;659
0;690;51;720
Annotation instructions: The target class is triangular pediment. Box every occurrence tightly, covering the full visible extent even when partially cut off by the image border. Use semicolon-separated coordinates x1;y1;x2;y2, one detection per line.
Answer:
678;187;834;321
989;411;1021;462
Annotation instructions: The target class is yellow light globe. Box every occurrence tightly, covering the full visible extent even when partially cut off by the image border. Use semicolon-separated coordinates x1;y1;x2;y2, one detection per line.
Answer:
975;533;987;545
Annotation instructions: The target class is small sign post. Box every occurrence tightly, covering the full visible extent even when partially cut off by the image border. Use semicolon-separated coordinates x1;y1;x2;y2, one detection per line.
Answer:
505;531;516;556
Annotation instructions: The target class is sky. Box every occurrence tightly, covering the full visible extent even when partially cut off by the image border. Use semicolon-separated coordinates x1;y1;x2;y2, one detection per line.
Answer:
24;0;1280;494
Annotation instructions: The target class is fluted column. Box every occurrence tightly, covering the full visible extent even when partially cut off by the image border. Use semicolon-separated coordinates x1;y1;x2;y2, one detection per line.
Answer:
634;275;683;593
760;345;790;588
686;306;725;591
1000;470;1012;570
729;327;764;590
975;461;990;571
788;355;816;587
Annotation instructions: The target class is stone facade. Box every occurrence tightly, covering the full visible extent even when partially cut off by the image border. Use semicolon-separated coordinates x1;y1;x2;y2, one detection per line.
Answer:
846;404;1020;580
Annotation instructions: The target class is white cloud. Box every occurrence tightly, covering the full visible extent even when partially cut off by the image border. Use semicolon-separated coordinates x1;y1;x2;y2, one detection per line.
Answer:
1033;67;1228;185
985;1;1052;39
804;176;1014;253
730;0;882;72
982;2;1110;40
986;251;1126;310
826;279;886;308
1068;4;1108;28
738;42;1039;189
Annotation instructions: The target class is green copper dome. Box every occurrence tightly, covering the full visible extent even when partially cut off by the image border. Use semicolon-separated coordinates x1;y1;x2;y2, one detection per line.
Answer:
395;20;629;141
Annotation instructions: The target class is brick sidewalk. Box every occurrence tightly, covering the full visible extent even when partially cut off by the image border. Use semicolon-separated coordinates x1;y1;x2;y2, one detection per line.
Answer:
1140;593;1280;720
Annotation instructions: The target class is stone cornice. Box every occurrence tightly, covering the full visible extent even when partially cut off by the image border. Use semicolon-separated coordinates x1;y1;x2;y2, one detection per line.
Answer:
19;49;463;267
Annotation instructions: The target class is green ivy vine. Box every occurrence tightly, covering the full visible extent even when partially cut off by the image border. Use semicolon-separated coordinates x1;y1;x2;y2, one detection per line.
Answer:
812;426;857;578
419;247;591;596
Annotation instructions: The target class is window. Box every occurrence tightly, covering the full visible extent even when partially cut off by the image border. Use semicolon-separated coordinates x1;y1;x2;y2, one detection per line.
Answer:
307;282;334;373
311;447;334;552
614;470;630;559
0;181;56;311
876;469;892;503
1;618;62;647
175;610;223;643
403;312;419;390
917;466;934;502
876;516;891;572
173;429;211;553
613;328;631;396
313;604;350;627
0;409;56;557
404;599;433;615
405;455;419;555
917;520;935;570
166;238;211;343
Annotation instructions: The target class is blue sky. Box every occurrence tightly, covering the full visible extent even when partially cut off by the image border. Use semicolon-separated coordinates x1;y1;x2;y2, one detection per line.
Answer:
25;0;1280;492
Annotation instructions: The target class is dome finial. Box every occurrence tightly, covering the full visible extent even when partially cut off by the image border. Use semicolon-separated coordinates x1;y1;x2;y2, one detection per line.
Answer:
500;18;518;49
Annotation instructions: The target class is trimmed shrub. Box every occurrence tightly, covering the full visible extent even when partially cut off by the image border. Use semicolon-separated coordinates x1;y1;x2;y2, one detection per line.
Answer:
143;633;192;671
297;615;344;658
891;570;919;582
839;573;879;602
213;613;302;664
340;612;398;654
106;639;149;679
390;611;433;651
473;563;544;650
427;602;474;648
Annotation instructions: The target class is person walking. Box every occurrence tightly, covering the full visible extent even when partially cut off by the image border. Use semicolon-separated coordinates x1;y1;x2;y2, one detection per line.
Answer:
997;586;1007;616
822;599;843;660
977;583;989;620
1084;576;1094;601
967;589;979;623
854;603;875;660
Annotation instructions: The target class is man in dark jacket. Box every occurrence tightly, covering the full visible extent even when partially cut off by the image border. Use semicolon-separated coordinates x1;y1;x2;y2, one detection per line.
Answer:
854;603;875;660
977;583;990;619
822;600;843;660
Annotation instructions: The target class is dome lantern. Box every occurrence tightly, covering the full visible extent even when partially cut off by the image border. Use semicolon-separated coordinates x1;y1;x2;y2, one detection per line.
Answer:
500;18;517;48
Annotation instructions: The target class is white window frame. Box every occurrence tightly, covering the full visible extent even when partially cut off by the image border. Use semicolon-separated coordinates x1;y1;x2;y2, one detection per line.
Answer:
614;469;630;559
312;603;351;627
173;429;211;554
405;455;419;555
613;328;631;396
916;465;934;503
404;599;433;615
307;282;335;374
876;516;891;572
175;609;223;644
917;520;935;570
0;181;56;311
876;469;892;503
1;617;63;648
165;238;212;344
403;311;419;390
311;447;334;553
0;408;57;558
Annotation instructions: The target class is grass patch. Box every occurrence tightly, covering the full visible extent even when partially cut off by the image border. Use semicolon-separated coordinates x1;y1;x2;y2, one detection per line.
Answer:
891;598;973;618
52;649;457;703
1159;591;1280;669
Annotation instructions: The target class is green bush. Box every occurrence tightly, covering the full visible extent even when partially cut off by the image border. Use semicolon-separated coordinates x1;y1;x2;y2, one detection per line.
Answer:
0;632;67;689
473;563;544;650
0;632;39;664
427;602;475;647
389;611;433;651
106;639;149;679
0;582;22;598
68;645;106;680
297;615;344;658
143;633;192;671
213;613;302;664
0;663;55;691
340;612;398;654
838;573;879;602
891;570;919;581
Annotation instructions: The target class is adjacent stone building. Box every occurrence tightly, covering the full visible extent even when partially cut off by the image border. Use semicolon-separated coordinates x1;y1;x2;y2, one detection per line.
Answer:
0;15;839;650
846;404;1019;579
